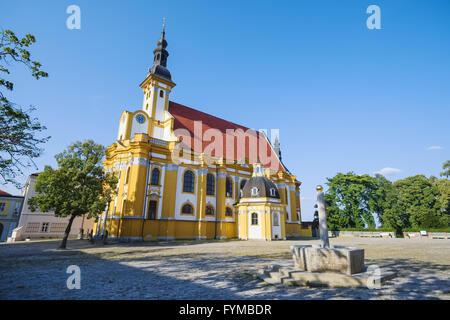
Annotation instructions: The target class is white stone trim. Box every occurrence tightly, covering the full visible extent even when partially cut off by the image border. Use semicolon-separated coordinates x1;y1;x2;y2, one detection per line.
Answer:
150;152;167;159
165;163;178;171
217;172;228;178
130;157;148;166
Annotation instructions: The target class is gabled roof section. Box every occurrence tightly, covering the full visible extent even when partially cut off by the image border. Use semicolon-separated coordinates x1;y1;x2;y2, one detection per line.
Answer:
168;101;286;172
0;189;12;197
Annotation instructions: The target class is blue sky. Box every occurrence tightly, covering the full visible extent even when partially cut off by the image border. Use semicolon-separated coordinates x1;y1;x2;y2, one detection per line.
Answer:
1;0;449;221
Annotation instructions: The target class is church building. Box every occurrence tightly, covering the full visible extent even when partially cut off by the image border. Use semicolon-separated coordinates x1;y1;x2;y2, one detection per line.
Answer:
93;26;311;241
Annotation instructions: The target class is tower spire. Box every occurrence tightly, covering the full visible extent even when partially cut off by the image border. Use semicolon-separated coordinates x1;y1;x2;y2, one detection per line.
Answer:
274;135;282;161
148;18;172;82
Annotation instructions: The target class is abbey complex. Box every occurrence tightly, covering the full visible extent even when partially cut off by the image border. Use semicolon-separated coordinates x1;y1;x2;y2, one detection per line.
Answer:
92;27;312;241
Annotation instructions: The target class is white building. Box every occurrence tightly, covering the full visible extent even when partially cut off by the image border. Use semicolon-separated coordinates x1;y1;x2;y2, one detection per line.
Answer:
12;173;94;241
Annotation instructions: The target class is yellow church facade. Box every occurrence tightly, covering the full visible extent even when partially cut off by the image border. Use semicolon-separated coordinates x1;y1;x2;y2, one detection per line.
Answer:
93;27;311;241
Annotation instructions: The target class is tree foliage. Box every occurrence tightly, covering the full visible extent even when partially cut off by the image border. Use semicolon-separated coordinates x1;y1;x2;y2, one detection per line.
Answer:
324;167;449;232
28;140;117;249
325;172;378;230
441;160;450;178
0;29;49;187
387;175;444;229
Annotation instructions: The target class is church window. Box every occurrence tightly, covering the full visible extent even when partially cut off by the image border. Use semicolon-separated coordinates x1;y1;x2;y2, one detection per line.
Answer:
226;177;233;197
205;205;215;216
225;207;233;217
159;90;164;98
147;200;157;220
270;188;276;197
150;168;160;186
183;170;195;193
251;187;259;196
273;213;279;226
206;173;215;195
181;203;194;215
251;213;258;225
0;202;5;212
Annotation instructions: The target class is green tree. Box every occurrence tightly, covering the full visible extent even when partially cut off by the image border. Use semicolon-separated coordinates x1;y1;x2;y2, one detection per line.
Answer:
28;140;117;249
373;174;396;223
325;172;378;230
0;29;49;187
434;178;450;220
392;175;445;229
440;160;450;178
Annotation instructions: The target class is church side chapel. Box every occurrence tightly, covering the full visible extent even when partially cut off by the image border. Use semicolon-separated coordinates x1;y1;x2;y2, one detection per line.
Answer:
93;25;312;241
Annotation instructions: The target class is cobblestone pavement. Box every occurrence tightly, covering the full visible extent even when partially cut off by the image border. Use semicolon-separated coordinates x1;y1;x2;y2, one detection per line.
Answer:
0;237;449;300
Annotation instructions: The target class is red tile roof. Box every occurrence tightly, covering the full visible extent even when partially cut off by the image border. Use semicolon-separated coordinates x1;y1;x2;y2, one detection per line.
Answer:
168;101;285;172
0;189;12;197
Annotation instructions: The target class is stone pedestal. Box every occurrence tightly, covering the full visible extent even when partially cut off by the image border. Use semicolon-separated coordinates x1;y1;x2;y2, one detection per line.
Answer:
291;244;365;275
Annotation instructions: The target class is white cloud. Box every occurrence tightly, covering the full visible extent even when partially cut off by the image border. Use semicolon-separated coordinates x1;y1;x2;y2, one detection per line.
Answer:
374;167;402;176
427;146;443;150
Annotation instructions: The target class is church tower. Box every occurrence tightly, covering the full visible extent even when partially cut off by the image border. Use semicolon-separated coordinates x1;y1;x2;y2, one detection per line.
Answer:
139;21;177;141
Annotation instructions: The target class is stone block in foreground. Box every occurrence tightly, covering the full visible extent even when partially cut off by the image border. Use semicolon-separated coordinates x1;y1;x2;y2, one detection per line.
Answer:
291;244;365;275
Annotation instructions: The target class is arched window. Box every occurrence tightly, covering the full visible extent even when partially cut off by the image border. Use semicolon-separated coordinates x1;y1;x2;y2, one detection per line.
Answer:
183;170;195;193
181;203;194;215
225;207;233;217
226;177;233;197
251;187;259;196
147;200;157;220
159;90;164;98
150;168;160;186
206;173;215;195
273;212;279;226
251;212;258;225
205;205;215;216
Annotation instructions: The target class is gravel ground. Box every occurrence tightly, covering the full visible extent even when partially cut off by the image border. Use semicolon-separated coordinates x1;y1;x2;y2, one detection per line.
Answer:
0;237;449;300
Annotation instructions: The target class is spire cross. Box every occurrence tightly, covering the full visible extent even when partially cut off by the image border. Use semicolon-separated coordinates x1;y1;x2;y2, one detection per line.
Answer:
162;17;166;31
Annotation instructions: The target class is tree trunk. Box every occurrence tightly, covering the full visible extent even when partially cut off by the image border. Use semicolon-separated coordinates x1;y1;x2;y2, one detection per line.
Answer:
59;214;77;249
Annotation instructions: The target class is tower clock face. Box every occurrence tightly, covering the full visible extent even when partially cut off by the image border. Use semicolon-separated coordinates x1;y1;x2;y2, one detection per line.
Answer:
136;114;145;124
